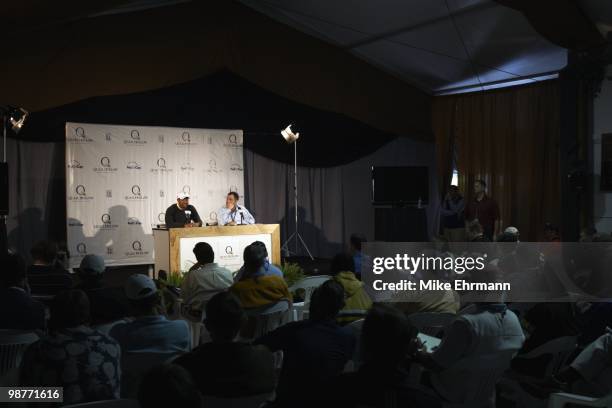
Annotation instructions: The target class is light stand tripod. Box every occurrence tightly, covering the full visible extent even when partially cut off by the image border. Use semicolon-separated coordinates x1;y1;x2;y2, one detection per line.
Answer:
0;107;29;254
280;126;313;260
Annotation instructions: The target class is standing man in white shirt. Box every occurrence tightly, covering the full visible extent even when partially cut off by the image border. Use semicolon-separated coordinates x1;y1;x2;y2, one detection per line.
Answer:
217;192;255;226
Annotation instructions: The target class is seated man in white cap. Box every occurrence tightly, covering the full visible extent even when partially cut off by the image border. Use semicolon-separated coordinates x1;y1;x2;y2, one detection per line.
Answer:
109;274;190;354
165;193;202;228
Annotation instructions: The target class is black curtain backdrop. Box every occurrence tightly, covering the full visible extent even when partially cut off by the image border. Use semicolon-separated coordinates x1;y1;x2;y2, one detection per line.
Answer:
6;70;438;260
13;70;397;168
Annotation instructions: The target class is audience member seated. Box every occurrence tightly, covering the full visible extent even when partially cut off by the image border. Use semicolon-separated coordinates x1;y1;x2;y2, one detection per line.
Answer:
417;301;525;406
27;240;73;296
181;242;233;321
232;241;283;282
20;290;121;404
511;302;579;378
0;251;45;330
544;223;561;242
174;292;275;397
349;233;368;279
75;254;130;325
110;274;190;353
327;304;441;408
138;364;201;408
330;253;372;324
553;332;612;397
466;219;489;242
230;242;291;309
255;280;356;407
392;281;460;316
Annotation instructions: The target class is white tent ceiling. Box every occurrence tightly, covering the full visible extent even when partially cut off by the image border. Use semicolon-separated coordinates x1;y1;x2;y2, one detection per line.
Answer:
239;0;570;94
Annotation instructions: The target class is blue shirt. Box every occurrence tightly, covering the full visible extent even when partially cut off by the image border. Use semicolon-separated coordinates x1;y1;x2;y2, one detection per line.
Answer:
234;260;283;282
217;206;255;225
109;315;190;353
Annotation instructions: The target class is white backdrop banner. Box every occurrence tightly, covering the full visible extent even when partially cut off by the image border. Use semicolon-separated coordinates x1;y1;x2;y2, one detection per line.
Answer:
65;122;244;268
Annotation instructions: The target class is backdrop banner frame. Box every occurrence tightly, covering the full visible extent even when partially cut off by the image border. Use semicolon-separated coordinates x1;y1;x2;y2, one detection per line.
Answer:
65;122;244;268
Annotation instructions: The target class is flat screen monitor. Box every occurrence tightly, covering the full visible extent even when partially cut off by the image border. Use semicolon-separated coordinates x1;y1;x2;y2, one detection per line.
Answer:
371;166;429;205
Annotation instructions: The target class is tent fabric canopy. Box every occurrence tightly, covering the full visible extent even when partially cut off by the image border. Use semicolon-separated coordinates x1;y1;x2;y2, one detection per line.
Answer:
16;69;398;167
0;0;432;142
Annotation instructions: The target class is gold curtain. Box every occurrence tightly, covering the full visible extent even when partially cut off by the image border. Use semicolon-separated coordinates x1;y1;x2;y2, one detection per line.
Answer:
433;80;560;240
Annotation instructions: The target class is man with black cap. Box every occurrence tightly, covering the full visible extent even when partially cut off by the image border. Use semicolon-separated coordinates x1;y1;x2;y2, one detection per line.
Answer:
76;254;130;325
165;193;202;228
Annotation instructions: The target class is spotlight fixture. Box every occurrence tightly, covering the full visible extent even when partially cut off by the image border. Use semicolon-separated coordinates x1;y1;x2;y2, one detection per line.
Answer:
281;124;299;144
7;107;28;133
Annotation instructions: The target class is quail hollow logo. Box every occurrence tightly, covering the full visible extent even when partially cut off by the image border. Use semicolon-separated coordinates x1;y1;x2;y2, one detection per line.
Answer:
219;244;240;261
150;157;173;173
207;159;221;173
125;240;150;257
124;129;147;145
94;213;118;229
68;184;94;201
67;127;94;143
175;131;196;146
125;185;148;200
93;156;118;173
76;242;87;255
224;133;242;147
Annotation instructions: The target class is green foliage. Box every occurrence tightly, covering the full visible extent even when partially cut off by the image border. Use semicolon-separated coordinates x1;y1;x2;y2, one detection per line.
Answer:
164;271;187;288
280;261;306;288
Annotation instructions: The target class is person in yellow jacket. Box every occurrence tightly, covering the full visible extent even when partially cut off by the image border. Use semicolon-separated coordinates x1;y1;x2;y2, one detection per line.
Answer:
330;253;372;324
230;242;292;309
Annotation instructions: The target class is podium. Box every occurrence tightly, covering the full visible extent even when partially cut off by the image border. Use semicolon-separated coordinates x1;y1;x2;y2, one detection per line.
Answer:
153;224;281;275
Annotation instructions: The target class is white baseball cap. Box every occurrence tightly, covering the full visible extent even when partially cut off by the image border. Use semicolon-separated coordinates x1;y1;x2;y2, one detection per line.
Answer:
177;192;190;200
125;274;158;300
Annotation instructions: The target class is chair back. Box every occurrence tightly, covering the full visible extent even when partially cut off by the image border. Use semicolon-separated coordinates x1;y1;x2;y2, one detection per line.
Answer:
201;393;272;408
435;351;516;408
120;351;182;398
62;399;140;407
0;330;39;378
290;275;332;304
345;318;365;372
548;390;612;408
242;300;291;340
518;336;577;377
407;312;455;337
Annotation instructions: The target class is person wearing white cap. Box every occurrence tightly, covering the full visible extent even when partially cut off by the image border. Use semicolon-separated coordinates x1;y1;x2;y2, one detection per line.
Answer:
165;192;202;228
109;274;190;355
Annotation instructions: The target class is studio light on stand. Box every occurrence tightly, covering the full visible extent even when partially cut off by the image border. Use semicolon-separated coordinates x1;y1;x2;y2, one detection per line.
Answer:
1;106;29;253
280;124;314;260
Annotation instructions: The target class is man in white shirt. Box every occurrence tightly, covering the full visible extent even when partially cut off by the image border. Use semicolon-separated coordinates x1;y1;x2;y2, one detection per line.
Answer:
181;242;234;319
417;303;525;406
217;192;255;226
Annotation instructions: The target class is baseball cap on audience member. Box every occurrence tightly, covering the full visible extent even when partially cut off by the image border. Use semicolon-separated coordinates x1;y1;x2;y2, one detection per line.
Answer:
125;274;158;300
79;254;105;276
504;226;519;236
177;193;190;200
